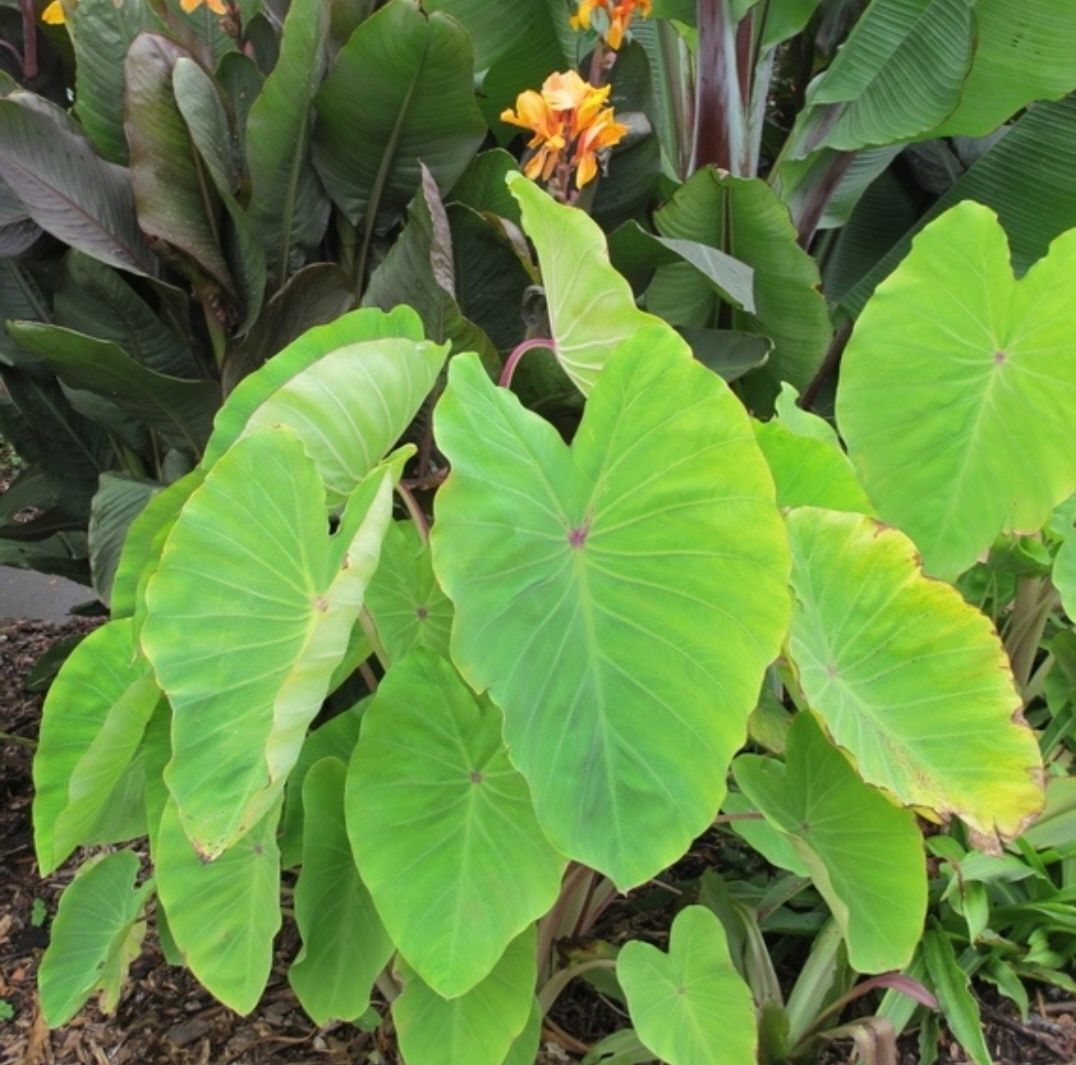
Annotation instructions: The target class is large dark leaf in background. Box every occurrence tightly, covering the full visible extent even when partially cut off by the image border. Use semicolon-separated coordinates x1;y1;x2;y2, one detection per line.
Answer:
245;0;331;285
312;0;486;227
124;33;232;291
0;93;156;276
88;473;160;605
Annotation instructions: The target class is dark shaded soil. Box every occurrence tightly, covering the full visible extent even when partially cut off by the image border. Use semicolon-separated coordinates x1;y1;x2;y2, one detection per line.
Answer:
1;620;1073;1064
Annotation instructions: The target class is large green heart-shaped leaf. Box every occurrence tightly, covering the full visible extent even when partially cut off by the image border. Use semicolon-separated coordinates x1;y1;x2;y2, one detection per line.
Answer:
143;428;401;858
430;334;790;889
312;0;486;226
38;851;153;1027
245;0;330;282
754;385;873;514
6;322;218;454
290;757;393;1024
392;927;537;1065
618;905;757;1065
155;799;281;1014
366;520;452;662
33;619;156;874
204;306;447;508
506;172;675;396
837;202;1076;579
933;0;1076;137
786;507;1044;846
734;713;927;973
347;651;564;998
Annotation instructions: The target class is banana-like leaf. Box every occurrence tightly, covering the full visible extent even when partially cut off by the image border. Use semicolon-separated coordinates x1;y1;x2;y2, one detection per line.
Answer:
618;906;757;1065
934;0;1076;136
366;520;452;662
154;798;281;1014
922;924;992;1065
0;93;155;276
312;0;486;226
392;926;537;1065
837;203;1076;579
645;168;831;407
430;335;790;889
290;758;393;1025
347;651;564;997
5;322;219;454
506;172;676;396
203;306;447;508
734;713;927;972
754;384;873;513
32;619;155;874
38;852;153;1027
245;0;331;282
786;507;1044;847
143;429;402;858
88;473;160;605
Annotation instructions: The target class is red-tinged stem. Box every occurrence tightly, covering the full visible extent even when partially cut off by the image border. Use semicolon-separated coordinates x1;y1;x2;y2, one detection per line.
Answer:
805;972;938;1040
395;482;429;543
499;337;555;389
692;0;745;174
19;0;37;80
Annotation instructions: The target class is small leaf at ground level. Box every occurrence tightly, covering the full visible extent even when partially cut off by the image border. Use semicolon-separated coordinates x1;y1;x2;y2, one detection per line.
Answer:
837;202;1076;579
618;905;757;1065
922;925;992;1065
143;429;400;858
347;651;564;998
734;713;927;972
506;173;676;396
38;851;153;1027
32;619;155;874
155;799;281;1015
290;758;393;1025
365;521;452;663
203;306;446;509
431;335;789;889
786;507;1044;847
392;927;537;1065
312;0;486;225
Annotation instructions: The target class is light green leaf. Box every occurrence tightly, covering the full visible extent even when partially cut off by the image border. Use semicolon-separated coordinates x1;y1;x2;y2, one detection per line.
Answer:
347;651;564;997
506;172;675;396
934;0;1076;137
723;791;808;876
5;322;219;454
88;473;159;605
246;0;330;282
280;701;366;868
366;520;452;662
1020;776;1076;852
645;168;831;405
38;852;153;1027
0;93;155;276
32;619;155;874
754;384;873;514
392;926;537;1065
124;34;232;289
922;925;992;1065
430;335;789;889
203;306;447;509
1052;506;1076;622
837;202;1076;579
759;0;823;49
786;507;1044;847
734;713;927;972
618;905;758;1065
794;0;974;153
143;429;400;858
312;0;486;226
155;799;281;1014
290;758;393;1024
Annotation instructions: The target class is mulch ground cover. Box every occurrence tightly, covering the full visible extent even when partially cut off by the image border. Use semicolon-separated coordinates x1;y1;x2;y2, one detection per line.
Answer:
1;618;1073;1064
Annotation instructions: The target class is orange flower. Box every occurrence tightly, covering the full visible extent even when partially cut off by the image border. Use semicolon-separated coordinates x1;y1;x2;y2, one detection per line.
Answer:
181;0;228;13
501;70;628;191
569;0;652;50
41;0;65;24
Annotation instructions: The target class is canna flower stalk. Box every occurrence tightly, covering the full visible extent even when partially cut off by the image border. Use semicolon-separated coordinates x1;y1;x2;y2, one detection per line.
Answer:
501;70;628;198
570;0;653;50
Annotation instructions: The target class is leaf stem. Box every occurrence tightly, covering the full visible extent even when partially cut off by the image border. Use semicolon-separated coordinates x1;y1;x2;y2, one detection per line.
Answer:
359;607;390;671
19;0;37;80
499;338;554;390
537;958;617;1013
394;482;429;543
0;730;35;749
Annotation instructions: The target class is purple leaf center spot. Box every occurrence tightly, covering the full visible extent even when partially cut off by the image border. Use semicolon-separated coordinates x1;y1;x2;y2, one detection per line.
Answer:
568;524;589;549
826;663;838;679
416;605;429;620
469;771;484;784
994;350;1007;365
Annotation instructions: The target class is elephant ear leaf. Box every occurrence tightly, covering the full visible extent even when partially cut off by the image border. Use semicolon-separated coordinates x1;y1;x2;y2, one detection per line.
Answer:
837;202;1076;580
785;506;1044;848
142;427;403;859
618;905;758;1065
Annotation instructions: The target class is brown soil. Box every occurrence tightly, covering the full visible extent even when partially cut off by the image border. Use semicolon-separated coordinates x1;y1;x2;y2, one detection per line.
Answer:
1;621;1073;1065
